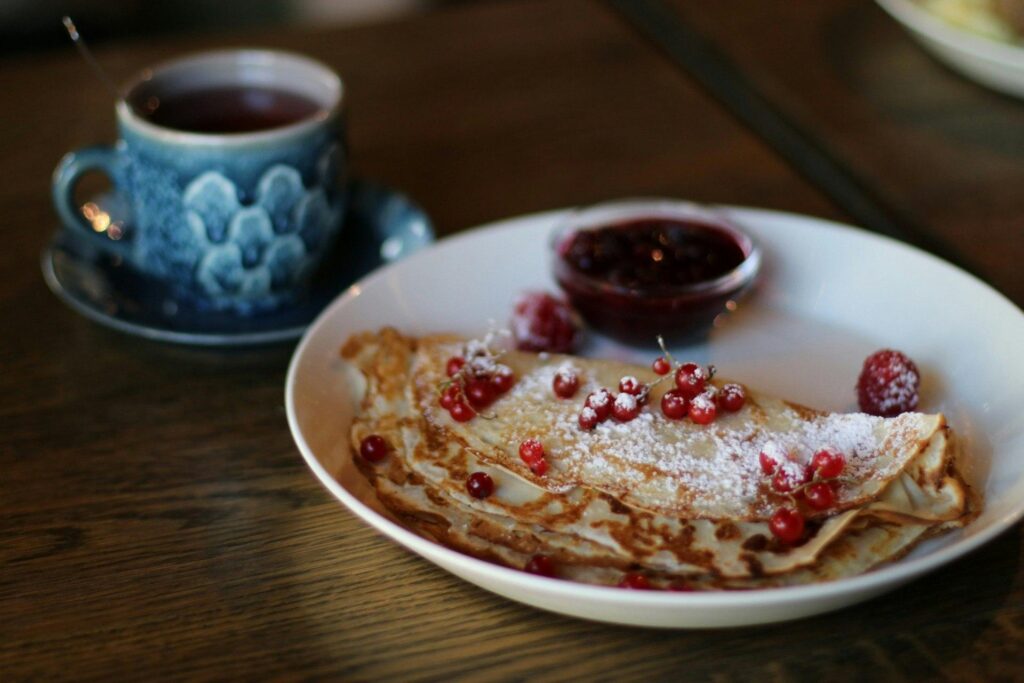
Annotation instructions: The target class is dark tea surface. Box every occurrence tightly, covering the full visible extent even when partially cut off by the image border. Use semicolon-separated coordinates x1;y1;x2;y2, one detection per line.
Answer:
133;86;322;134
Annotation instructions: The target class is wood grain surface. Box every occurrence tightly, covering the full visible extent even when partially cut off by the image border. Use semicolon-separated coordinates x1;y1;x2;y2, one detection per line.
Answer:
1;0;1021;680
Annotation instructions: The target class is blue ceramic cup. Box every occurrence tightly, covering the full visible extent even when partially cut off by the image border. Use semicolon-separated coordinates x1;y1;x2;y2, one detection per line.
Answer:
52;50;346;314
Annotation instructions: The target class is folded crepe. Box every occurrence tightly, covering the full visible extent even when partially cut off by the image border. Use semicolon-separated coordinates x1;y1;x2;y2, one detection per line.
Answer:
341;328;976;589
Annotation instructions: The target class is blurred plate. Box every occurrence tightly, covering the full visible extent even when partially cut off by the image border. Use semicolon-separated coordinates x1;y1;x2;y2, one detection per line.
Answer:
286;204;1024;627
878;0;1024;97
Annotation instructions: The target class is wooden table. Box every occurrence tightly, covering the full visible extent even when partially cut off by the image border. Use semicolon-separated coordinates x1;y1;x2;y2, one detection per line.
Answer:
2;0;1021;679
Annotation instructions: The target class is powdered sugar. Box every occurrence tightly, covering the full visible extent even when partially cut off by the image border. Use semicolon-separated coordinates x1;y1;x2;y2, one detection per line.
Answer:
461;332;513;379
493;359;902;518
613;392;637;411
555;363;578;382
587;389;611;409
691;391;715;411
759;440;788;466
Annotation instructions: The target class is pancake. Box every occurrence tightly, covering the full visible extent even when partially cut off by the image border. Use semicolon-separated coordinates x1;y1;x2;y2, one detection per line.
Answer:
342;328;976;589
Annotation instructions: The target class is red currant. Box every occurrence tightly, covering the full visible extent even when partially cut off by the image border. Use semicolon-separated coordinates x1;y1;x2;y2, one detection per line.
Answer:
618;376;644;396
718;383;746;412
490;369;515;394
759;450;779;475
618;573;651;590
510;291;582;353
769;507;805;544
771;464;807;493
465;377;495;409
584;389;613;422
652;356;671;375
449;401;475;422
439;384;460;410
466;471;494;499
688;391;717;425
578;407;599;430
524;554;557;578
674;362;707;399
856;349;920;417
359;434;388;462
804;482;837;511
446;356;465;377
553;369;579;398
661;390;689;420
612;392;640;422
810;449;846;479
519;438;545;465
528;459;548;476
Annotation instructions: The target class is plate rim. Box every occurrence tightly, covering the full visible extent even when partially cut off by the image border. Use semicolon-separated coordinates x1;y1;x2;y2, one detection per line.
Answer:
286;203;1024;623
877;0;1024;67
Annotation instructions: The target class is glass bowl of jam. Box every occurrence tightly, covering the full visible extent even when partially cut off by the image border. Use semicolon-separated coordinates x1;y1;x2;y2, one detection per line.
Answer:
551;200;761;344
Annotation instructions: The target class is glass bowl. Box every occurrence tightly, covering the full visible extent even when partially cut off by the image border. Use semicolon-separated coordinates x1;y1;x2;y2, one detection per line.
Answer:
551;199;761;345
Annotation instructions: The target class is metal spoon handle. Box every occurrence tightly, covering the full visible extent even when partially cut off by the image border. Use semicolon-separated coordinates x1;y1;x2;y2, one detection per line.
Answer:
62;16;121;99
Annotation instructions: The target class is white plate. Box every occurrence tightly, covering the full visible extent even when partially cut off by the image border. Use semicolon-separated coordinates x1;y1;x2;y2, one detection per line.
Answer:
877;0;1024;98
285;204;1024;628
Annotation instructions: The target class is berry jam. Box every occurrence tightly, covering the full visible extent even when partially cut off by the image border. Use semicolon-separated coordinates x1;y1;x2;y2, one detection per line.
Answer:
553;210;759;344
561;219;746;292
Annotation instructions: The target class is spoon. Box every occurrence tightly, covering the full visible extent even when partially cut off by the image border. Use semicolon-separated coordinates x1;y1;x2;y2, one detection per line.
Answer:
62;16;121;99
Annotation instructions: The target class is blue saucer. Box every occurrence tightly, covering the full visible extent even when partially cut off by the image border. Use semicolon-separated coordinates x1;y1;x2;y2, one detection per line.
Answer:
42;179;434;346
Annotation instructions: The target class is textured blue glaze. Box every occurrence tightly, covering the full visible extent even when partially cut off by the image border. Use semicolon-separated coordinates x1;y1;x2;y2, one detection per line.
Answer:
55;116;345;315
119;120;345;313
43;180;435;346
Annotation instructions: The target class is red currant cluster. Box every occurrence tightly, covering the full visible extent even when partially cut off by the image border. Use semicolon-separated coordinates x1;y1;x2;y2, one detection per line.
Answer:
759;446;847;544
518;438;549;476
573;346;748;431
576;381;647;430
652;358;745;425
438;350;516;422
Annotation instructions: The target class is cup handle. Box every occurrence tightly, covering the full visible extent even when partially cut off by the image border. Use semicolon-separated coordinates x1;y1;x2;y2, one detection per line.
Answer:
52;146;131;253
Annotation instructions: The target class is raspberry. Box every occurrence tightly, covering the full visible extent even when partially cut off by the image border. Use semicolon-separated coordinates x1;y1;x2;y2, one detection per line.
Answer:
510;291;582;353
856;349;920;417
